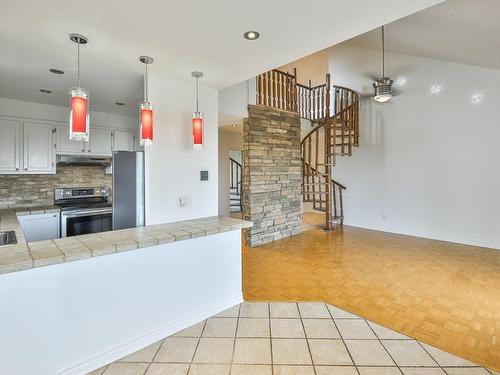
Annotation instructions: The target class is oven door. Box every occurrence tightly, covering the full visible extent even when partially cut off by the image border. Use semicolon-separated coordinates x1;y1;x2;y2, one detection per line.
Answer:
61;208;112;237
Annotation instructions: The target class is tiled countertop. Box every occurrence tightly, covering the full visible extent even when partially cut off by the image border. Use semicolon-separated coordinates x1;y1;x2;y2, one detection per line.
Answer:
0;210;252;275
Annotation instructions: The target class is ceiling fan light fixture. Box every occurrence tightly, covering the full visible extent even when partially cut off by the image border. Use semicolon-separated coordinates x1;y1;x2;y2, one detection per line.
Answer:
373;77;393;103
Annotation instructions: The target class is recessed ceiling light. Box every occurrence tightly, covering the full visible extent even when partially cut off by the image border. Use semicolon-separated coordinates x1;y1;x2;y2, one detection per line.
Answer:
115;102;125;106
244;31;260;40
40;89;52;93
472;95;482;103
49;68;64;74
397;77;406;86
430;85;442;94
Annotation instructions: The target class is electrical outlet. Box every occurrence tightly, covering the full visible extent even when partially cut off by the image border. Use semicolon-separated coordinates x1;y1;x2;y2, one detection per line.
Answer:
382;213;388;220
179;197;192;208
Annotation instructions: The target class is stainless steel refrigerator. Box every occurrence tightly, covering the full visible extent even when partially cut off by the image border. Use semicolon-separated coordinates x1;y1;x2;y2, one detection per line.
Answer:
112;151;145;230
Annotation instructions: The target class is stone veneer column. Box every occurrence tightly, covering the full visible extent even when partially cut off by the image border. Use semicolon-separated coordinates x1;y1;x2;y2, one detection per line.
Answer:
242;105;303;247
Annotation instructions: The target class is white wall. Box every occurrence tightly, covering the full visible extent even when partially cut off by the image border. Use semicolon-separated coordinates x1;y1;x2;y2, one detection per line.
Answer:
218;129;243;216
0;231;243;375
0;97;137;129
329;45;500;249
218;79;256;119
146;74;219;224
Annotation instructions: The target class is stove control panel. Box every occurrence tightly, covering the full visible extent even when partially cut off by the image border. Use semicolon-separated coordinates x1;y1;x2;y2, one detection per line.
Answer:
54;187;109;201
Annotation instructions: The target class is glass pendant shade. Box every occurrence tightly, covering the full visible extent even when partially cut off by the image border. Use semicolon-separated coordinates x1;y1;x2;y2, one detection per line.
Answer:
192;112;203;150
140;101;153;146
69;88;89;141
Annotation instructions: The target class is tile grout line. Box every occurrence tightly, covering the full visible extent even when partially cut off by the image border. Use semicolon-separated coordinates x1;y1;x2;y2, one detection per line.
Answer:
269;302;274;375
415;340;454;374
364;318;403;374
142;337;167;375
187;317;208;374
327;302;361;375
298;303;318;375
229;303;242;375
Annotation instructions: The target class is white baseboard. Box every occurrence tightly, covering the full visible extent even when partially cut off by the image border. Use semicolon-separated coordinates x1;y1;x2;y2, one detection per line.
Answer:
343;221;500;251
59;294;244;375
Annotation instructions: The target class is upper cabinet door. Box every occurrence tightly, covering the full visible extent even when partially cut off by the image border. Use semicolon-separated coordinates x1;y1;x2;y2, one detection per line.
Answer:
87;127;112;155
23;122;55;174
112;130;136;152
55;125;85;154
0;119;22;174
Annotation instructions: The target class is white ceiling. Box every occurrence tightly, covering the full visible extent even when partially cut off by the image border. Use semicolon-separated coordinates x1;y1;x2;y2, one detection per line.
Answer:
0;0;442;114
343;0;500;71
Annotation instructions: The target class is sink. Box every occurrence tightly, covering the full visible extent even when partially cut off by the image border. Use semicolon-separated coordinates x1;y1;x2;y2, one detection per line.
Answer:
0;231;17;245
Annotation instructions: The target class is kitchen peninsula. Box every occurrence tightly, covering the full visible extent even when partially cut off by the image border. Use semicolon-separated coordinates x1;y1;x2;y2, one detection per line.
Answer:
0;213;251;375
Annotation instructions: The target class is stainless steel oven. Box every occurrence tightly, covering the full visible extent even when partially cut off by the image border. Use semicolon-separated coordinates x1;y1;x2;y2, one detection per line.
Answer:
55;187;112;237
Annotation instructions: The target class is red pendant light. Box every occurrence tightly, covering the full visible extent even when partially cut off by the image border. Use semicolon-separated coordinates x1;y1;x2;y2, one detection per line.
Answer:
192;71;204;150
69;34;89;141
139;56;154;146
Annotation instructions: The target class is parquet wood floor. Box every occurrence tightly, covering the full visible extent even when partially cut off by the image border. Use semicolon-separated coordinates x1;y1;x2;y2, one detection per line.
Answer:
242;214;500;371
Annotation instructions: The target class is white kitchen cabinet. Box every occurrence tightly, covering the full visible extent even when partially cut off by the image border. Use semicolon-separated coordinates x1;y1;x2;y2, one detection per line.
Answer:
0;119;22;174
23;122;55;174
17;212;60;242
112;130;136;151
87;127;113;155
55;125;86;154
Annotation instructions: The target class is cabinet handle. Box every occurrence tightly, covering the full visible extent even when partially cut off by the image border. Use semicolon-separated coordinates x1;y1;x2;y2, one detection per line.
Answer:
15;168;19;171
81;149;85;152
24;168;28;171
88;149;91;152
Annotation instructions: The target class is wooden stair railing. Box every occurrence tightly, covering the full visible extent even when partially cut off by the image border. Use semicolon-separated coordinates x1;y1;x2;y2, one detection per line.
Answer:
256;68;360;230
229;157;243;212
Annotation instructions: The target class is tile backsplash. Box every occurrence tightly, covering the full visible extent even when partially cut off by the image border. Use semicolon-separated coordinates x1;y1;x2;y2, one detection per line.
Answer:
0;165;112;209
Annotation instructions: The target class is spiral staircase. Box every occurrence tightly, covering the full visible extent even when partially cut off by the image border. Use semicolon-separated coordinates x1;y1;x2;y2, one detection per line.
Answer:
256;68;360;230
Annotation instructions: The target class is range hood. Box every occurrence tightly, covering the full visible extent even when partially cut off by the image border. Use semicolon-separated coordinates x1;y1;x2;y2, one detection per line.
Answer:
57;155;112;166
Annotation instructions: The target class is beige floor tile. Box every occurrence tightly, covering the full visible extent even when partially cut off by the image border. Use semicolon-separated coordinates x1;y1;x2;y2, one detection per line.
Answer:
230;364;272;375
315;366;358;374
357;367;401;375
233;338;272;364
118;340;163;362
298;303;331;318
240;302;269;318
237;318;270;337
271;319;305;338
382;340;437;367
327;305;359;319
400;368;446;375
154;337;198;363
213;305;240;318
420;342;477;366
87;365;108;375
441;369;491;375
335;319;377;339
172;321;206;337
367;321;410;340
344;340;394;366
188;364;230;375
146;363;189;375
308;339;352;366
270;303;300;318
202;318;237;337
102;363;148;375
192;338;234;364
302;319;340;339
272;339;312;365
273;365;316;375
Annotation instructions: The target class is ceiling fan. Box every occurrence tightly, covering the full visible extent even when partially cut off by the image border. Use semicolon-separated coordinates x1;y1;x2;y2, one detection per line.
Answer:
372;25;394;103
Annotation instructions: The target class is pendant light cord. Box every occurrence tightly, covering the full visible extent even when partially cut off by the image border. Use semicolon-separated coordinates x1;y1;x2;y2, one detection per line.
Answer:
196;76;199;113
77;43;81;88
381;26;385;77
145;63;149;102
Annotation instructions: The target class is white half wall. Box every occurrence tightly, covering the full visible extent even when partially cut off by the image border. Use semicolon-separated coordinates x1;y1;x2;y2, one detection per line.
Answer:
146;74;219;224
329;45;500;249
218;129;243;216
218;79;255;119
0;97;137;129
0;231;243;375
